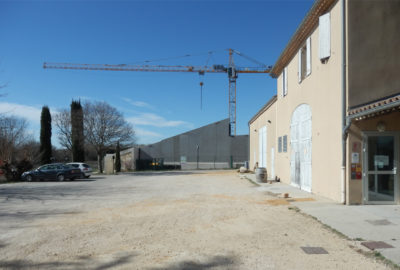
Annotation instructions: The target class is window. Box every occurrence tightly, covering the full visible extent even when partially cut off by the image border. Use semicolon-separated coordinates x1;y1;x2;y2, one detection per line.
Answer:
300;45;307;79
283;135;288;152
298;37;311;82
282;67;288;96
278;137;282;153
319;12;331;61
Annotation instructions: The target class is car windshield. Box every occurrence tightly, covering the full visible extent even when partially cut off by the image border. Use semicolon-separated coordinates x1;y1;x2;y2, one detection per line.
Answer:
83;164;90;168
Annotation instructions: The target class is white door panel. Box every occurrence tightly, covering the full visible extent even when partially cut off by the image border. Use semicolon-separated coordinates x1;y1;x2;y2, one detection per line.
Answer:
290;104;312;191
258;126;267;168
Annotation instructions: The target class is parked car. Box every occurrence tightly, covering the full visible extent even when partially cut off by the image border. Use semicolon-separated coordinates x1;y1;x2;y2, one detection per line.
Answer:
67;162;93;178
21;163;82;182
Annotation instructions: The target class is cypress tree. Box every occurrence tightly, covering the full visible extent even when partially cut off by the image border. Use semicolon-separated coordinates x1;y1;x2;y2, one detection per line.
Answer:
71;100;85;162
40;106;52;164
115;141;121;172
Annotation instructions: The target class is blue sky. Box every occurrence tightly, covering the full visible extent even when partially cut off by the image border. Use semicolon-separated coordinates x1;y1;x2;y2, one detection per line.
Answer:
0;0;313;146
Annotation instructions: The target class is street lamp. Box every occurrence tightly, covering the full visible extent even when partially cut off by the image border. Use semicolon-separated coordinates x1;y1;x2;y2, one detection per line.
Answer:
196;145;199;170
112;155;115;174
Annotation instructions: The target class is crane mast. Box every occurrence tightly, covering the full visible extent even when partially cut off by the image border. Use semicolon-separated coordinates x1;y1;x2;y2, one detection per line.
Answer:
44;49;270;136
228;49;237;136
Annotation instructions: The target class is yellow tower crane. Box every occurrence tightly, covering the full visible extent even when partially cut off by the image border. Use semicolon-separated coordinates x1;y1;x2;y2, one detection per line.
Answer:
44;48;271;136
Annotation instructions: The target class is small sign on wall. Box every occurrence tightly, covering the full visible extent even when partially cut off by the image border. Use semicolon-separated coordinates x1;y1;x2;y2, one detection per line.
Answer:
351;153;359;164
351;163;362;180
351;141;362;180
352;142;361;152
180;156;187;163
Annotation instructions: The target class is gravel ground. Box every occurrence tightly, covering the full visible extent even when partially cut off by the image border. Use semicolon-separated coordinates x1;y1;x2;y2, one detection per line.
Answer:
0;171;392;269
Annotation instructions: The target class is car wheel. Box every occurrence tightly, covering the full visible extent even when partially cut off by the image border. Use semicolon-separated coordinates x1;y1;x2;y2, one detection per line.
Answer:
57;174;65;181
85;175;90;179
26;175;33;182
81;173;85;179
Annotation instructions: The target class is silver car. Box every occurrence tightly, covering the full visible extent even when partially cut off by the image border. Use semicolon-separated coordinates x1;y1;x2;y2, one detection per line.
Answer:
67;162;93;178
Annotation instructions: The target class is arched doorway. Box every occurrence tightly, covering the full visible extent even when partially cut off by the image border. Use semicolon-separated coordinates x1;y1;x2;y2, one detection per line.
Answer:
290;104;312;192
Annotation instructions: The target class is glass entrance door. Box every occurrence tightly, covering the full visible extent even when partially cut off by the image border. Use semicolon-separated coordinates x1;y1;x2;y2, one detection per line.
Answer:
365;134;398;203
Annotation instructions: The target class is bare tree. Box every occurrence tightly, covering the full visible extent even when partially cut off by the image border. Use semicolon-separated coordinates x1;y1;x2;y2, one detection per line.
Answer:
0;116;29;162
84;101;135;173
54;109;72;153
17;140;40;164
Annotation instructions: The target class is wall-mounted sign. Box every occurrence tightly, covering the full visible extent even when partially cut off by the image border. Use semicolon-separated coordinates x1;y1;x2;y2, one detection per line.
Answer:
351;163;362;180
351;153;359;164
356;164;362;173
352;142;361;152
180;156;187;163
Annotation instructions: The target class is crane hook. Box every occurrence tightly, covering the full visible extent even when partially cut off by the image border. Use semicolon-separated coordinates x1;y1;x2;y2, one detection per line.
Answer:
199;71;205;110
199;82;204;110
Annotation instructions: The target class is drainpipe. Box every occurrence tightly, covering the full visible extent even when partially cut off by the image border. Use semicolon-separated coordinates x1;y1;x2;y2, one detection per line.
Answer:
341;0;347;204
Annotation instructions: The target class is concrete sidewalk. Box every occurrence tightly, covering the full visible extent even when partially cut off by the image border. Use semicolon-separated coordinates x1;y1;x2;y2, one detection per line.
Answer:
242;173;400;266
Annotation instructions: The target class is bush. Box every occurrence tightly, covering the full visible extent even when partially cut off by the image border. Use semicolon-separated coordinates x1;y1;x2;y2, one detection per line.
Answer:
16;159;33;180
0;159;33;181
0;161;16;181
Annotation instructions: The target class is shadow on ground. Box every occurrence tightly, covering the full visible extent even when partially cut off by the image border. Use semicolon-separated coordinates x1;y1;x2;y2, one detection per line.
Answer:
0;209;82;222
0;253;136;270
0;241;8;249
0;181;104;203
125;171;201;177
148;255;238;270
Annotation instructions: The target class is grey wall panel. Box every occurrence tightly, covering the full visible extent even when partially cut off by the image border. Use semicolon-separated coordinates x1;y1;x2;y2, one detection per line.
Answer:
138;119;248;168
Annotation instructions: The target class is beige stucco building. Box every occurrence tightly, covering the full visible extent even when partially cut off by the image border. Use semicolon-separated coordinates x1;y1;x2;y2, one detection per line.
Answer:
249;0;400;204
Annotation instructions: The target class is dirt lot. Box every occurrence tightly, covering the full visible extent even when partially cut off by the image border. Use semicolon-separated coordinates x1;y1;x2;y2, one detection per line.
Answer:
0;171;391;269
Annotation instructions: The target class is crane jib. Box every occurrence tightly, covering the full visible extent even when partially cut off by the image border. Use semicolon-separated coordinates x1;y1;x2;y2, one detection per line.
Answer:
43;63;270;74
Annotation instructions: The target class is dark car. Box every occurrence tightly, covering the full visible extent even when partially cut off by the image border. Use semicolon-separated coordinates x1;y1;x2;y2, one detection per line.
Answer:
22;163;82;182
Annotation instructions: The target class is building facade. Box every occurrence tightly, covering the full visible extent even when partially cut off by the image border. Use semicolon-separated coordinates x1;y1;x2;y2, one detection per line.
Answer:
249;0;400;204
140;118;248;170
113;119;248;171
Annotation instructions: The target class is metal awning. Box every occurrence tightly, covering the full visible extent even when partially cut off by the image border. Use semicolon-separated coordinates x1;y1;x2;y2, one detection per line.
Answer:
347;94;400;121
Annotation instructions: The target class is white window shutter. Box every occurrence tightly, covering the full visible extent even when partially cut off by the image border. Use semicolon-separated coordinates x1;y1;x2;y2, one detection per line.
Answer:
306;37;311;75
284;67;288;96
259;128;263;166
319;12;331;60
298;49;302;83
281;73;284;97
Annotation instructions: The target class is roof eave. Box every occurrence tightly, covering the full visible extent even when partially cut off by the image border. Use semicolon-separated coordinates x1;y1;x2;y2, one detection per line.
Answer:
248;95;277;125
270;0;337;78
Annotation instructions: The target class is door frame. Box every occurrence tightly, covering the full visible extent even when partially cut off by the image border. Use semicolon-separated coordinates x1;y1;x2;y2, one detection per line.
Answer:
362;131;399;205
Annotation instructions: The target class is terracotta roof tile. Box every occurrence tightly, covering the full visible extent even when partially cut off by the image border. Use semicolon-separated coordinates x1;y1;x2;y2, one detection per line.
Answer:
348;93;400;119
